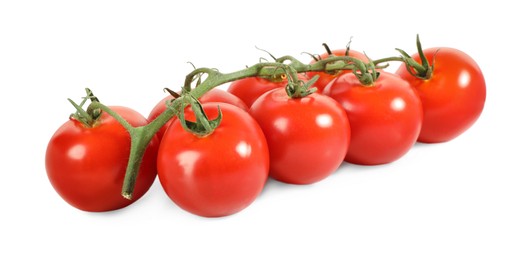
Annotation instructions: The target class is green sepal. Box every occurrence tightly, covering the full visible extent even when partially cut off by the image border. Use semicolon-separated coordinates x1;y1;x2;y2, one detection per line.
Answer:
286;74;319;99
395;34;434;80
178;95;222;137
68;88;102;127
414;34;435;79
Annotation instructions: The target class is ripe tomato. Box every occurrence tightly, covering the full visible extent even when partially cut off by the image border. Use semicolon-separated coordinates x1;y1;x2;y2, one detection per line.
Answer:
324;71;422;165
306;49;368;92
396;47;486;143
148;88;248;141
227;74;307;107
157;103;269;217
46;106;159;212
249;88;350;184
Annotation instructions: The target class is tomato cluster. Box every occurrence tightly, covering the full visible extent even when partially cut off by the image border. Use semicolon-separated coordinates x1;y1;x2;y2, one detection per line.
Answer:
45;38;486;217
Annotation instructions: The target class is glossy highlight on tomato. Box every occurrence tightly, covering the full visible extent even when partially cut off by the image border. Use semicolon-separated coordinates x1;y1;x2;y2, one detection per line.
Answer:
157;103;269;217
396;47;486;143
250;88;350;184
324;72;423;165
45;106;159;212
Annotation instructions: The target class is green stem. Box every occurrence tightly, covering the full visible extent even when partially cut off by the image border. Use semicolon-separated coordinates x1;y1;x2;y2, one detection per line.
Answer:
372;56;405;66
188;62;288;99
87;102;132;132
121;127;151;199
87;101;157;199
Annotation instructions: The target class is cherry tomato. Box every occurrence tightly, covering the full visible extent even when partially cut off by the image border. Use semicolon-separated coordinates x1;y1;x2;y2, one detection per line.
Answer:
227;74;307;107
324;72;422;165
306;49;368;92
46;106;159;212
396;47;486;143
148;88;248;141
249;88;350;184
157;103;269;217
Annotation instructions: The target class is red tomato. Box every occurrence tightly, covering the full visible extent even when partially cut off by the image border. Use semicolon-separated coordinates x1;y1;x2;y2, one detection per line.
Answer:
306;49;368;92
157;103;269;217
148;88;248;141
324;72;423;165
396;47;486;143
249;88;350;184
46;106;159;212
227;74;308;107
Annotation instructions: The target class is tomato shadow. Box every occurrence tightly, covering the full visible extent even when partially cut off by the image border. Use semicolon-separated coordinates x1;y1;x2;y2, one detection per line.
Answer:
258;176;318;199
411;141;440;149
258;160;390;199
334;160;392;174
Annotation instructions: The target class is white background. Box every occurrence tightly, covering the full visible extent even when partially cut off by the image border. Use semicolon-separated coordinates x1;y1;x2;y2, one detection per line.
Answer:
1;1;522;259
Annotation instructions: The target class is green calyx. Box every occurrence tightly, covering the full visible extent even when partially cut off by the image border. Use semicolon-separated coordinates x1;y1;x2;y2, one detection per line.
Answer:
175;91;222;138
396;34;434;80
68;88;102;127
284;65;318;98
351;54;379;86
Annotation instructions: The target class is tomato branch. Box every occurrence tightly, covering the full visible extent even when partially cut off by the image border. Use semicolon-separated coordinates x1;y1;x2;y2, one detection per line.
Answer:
87;101;157;199
114;55;385;199
103;53;417;199
371;56;405;66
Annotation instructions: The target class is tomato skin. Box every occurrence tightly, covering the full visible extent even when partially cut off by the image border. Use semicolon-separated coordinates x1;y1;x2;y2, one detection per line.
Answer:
395;47;486;143
324;72;422;165
228;77;287;108
197;88;249;110
45;106;159;212
249;88;350;184
306;49;368;93
227;74;307;107
147;88;248;141
157;103;269;217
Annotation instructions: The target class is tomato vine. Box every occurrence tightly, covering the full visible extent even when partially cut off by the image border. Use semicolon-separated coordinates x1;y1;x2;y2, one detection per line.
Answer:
80;35;440;199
